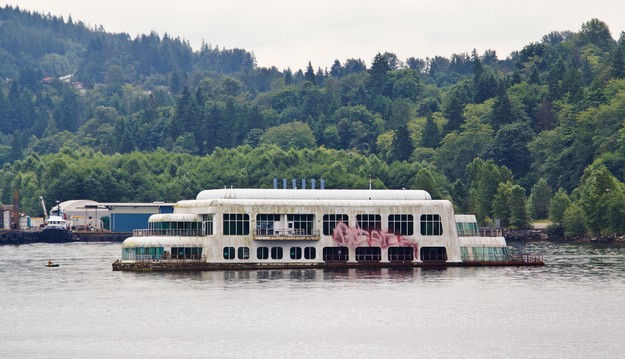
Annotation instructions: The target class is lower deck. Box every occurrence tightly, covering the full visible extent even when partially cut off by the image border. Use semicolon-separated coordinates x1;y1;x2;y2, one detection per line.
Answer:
112;253;544;272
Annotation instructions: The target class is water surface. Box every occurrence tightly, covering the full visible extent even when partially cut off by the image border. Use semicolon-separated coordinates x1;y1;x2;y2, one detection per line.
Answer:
1;242;624;358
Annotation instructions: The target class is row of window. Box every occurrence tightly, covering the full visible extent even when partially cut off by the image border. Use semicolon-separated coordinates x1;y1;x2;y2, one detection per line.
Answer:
222;213;443;236
151;213;444;237
221;246;446;262
121;246;202;260
122;245;447;263
460;246;509;261
224;246;317;260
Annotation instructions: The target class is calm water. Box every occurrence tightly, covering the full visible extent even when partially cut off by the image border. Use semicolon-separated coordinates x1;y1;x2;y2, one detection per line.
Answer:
1;242;624;359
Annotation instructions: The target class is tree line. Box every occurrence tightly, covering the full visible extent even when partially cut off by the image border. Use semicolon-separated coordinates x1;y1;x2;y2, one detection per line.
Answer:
2;7;625;238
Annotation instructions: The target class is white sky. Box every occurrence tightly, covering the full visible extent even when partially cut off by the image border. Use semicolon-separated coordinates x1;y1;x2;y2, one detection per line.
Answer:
6;1;625;71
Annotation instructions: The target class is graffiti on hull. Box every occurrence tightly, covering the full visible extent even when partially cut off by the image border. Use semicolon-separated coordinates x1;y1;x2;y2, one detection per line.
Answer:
332;222;418;249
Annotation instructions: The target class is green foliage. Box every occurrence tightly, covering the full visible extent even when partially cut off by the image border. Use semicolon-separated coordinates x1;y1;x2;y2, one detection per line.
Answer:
529;178;552;220
4;7;625;234
466;158;513;224
549;188;571;225
491;182;530;228
563;204;587;238
260;121;317;150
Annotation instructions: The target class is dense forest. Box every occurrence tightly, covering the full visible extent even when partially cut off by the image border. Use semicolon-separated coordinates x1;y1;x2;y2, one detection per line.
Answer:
2;5;625;238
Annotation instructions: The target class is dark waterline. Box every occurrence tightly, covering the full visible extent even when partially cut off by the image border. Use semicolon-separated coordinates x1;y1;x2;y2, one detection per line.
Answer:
1;242;624;358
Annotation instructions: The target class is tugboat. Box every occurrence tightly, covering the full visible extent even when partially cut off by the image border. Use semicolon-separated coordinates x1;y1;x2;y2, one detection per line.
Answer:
0;196;79;245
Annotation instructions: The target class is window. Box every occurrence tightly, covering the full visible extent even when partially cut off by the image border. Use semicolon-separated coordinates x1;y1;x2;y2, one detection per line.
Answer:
223;213;250;235
271;247;283;259
357;214;381;232
456;222;478;236
287;214;314;235
323;246;348;262
223;247;235;260
388;214;414;235
304;247;316;260
202;214;213;235
171;247;202;260
238;247;250;259
388;247;414;262
256;214;280;235
257;247;269;260
290;247;302;259
323;214;348;235
420;247;447;261
148;221;201;236
356;247;381;262
420;214;443;236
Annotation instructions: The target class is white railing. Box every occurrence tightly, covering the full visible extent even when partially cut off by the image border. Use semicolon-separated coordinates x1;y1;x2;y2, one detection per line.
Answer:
132;228;203;237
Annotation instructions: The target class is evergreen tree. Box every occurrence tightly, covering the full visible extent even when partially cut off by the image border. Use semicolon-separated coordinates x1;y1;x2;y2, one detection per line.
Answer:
367;52;391;97
490;84;514;131
442;81;472;133
421;115;440;148
304;61;316;85
509;184;531;228
529;178;552;220
389;124;413;162
549;188;571;225
413;167;441;199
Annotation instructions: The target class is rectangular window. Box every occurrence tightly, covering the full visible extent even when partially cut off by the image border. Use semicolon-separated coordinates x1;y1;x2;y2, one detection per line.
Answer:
287;214;314;235
323;246;348;262
456;222;478;236
202;214;213;235
304;247;316;260
323;214;348;235
355;247;381;262
223;213;250;235
238;247;250;260
271;247;283;259
420;214;443;236
357;214;381;232
256;214;280;235
290;247;302;260
388;214;414;235
257;247;269;260
171;247;202;260
420;247;447;261
223;247;235;260
388;247;414;262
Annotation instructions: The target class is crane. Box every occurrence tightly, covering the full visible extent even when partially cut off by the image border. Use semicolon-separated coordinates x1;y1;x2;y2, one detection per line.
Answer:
40;197;48;222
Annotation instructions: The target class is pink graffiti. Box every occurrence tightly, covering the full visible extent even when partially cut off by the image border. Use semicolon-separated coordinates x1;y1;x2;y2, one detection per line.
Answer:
332;222;418;249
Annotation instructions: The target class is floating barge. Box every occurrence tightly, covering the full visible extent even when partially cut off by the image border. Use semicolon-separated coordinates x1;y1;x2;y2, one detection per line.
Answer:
112;188;544;272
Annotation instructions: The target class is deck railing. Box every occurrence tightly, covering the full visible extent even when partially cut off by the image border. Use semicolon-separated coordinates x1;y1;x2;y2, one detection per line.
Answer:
254;228;321;240
479;228;504;237
132;228;203;237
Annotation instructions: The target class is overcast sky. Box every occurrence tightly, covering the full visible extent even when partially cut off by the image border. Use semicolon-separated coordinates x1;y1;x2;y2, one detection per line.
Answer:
6;1;625;71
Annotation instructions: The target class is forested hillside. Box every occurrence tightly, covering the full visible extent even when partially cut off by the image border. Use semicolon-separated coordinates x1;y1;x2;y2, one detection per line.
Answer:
2;5;625;238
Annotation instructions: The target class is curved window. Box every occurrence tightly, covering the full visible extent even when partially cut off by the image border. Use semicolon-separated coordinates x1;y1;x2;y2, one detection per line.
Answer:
388;247;414;262
357;214;381;232
355;247;381;262
420;214;443;236
304;247;316;260
223;247;235;260
238;247;250;259
388;214;414;235
323;246;348;262
223;213;250;235
271;247;283;259
420;247;447;261
290;247;302;260
257;247;269;260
